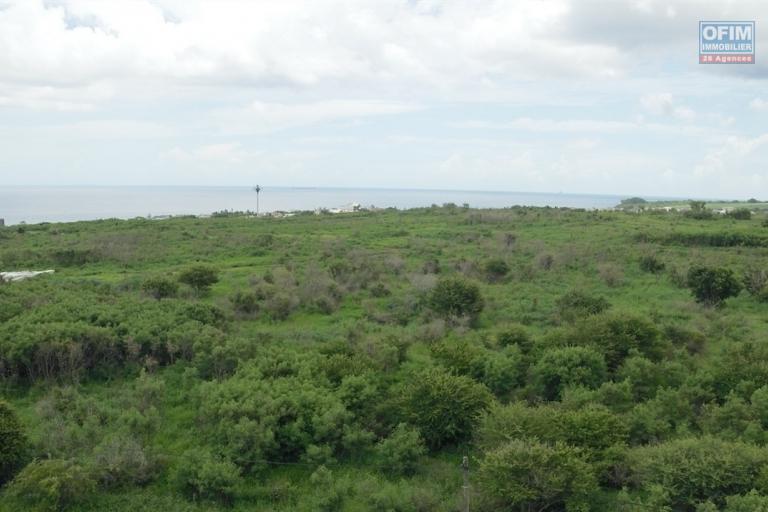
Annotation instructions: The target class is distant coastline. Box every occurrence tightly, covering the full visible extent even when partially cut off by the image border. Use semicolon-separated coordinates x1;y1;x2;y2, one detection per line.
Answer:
0;185;703;226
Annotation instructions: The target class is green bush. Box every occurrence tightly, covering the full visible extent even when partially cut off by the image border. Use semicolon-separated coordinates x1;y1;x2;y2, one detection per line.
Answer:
375;423;426;476
140;276;178;299
496;324;532;352
484;259;510;283
230;290;259;314
687;266;742;306
478;402;628;456
178;265;219;293
530;346;608;401
90;434;156;488
555;290;610;322
627;436;768;508
428;277;484;322
639;255;665;273
173;448;241;504
478;439;598;512
401;367;492;450
727;208;752;220
0;400;27;485
7;459;96;512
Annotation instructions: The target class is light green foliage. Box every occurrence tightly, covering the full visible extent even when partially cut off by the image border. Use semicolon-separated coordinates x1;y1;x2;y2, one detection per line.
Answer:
478;438;598;512
401;367;492;450
172;448;241;504
177;265;219;293
0;206;767;510
530;346;608;400
7;459;96;512
627;436;768;508
374;423;426;476
478;402;628;457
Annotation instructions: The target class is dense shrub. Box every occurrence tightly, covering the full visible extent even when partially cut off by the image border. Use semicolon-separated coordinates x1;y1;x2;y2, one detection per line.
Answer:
230;290;259;315
564;313;666;370
0;400;27;485
687;266;742;306
496;324;532;352
555;290;610;322
428;277;484;322
639;255;665;274
401;367;492;450
90;434;156;488
198;362;358;469
7;459;96;511
727;208;752;220
478;402;628;456
140;277;178;300
530;346;607;401
173;448;241;504
484;259;510;283
477;439;597;512
743;268;768;301
374;423;426;476
627;437;768;508
178;265;219;293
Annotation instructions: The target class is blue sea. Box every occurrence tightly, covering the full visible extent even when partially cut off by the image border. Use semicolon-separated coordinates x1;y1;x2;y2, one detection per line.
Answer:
0;186;634;225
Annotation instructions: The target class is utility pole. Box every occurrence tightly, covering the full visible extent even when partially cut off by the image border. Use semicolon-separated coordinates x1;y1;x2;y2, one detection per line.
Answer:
461;455;470;512
254;185;261;216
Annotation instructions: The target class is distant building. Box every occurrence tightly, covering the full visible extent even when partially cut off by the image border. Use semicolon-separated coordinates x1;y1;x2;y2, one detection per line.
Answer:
0;218;4;227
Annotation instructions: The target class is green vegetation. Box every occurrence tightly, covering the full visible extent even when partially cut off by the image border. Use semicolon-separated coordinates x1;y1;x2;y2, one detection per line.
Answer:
0;204;767;510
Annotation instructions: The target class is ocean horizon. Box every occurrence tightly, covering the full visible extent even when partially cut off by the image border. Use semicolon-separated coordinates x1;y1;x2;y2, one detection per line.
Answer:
0;185;681;225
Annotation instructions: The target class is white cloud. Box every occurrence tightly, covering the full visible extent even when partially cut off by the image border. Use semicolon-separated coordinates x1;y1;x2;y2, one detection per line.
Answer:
214;100;420;135
164;143;249;164
750;98;768;111
640;93;696;122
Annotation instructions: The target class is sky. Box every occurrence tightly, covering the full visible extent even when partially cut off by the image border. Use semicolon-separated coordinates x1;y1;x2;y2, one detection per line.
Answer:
0;0;766;199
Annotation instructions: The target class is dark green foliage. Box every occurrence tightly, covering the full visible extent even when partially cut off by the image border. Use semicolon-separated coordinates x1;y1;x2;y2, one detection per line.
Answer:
639;255;665;273
484;258;509;283
7;459;96;511
178;265;219;293
743;268;768;301
655;232;768;247
374;423;426;476
627;437;768;508
727;208;752;220
428;277;484;321
530;346;607;400
478;439;598;512
684;201;714;220
229;290;259;314
687;266;742;306
555;290;610;322
173;448;241;504
0;400;26;485
140;276;178;299
401;367;492;450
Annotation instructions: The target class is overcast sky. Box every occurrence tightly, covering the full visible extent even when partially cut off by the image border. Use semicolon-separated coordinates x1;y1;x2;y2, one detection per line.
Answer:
0;0;766;198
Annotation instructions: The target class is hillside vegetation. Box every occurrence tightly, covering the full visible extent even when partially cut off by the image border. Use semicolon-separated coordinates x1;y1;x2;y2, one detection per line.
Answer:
1;204;768;511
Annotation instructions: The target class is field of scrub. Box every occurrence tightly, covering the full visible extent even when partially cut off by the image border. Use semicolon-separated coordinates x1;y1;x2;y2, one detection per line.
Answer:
1;204;768;511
